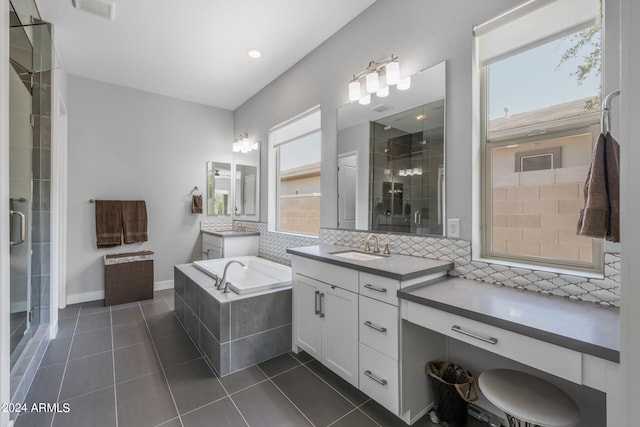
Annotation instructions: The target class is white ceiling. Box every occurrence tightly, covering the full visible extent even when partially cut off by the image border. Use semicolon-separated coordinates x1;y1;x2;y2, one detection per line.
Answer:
36;0;376;110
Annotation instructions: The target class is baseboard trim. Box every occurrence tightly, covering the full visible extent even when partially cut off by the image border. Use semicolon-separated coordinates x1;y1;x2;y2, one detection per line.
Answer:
154;280;174;291
66;280;174;305
66;290;104;305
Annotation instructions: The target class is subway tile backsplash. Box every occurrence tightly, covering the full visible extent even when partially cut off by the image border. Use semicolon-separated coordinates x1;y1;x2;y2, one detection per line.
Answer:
207;221;620;307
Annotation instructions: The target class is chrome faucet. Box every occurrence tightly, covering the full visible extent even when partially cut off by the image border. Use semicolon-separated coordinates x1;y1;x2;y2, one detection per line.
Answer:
217;260;246;293
365;234;380;253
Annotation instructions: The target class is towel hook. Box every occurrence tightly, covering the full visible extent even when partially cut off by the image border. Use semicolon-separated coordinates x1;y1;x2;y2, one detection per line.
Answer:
190;186;200;195
601;90;621;135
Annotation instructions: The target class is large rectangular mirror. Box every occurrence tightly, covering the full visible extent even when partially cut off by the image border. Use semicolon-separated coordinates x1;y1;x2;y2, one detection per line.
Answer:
207;162;232;215
232;142;260;221
337;61;446;235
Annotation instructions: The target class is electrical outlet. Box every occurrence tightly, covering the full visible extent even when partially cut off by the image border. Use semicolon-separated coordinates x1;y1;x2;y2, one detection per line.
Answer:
447;219;460;238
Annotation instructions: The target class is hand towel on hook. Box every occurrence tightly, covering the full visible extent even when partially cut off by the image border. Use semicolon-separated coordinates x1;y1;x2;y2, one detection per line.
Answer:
577;132;620;242
192;194;203;214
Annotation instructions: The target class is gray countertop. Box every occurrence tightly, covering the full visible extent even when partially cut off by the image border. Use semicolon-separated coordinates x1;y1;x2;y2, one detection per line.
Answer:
202;230;260;238
398;277;620;362
286;244;453;281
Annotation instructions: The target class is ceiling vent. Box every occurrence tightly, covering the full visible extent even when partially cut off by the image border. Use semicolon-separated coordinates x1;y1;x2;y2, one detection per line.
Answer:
71;0;116;20
370;104;392;113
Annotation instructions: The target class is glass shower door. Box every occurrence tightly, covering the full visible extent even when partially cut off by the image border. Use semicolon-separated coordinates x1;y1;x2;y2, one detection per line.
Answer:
9;63;33;368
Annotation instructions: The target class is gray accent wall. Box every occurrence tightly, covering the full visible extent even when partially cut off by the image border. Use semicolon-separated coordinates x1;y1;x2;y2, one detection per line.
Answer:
66;75;234;301
233;0;519;239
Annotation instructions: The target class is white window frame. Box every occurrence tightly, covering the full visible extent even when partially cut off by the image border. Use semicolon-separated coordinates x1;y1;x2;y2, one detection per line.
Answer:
474;0;604;275
268;105;321;236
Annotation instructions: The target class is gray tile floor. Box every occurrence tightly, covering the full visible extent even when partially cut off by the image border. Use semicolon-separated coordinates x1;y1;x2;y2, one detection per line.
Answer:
14;290;484;427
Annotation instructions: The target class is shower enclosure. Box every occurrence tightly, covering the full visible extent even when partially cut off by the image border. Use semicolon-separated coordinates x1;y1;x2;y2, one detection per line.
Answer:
8;0;54;410
370;101;445;235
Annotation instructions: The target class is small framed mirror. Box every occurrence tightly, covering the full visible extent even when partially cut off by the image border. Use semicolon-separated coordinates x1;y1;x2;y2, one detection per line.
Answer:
206;161;232;215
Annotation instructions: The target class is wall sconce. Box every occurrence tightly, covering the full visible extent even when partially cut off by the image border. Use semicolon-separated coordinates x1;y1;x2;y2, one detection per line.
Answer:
348;54;410;104
233;133;259;153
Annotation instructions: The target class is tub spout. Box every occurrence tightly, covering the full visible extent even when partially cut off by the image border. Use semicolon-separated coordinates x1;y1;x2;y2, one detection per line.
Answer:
217;260;246;291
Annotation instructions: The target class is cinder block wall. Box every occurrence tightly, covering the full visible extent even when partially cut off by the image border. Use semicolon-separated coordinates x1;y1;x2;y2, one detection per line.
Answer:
492;166;592;262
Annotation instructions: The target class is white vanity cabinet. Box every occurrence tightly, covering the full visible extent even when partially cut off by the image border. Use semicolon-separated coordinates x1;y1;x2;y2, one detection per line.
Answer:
292;258;359;387
289;246;452;424
201;231;259;260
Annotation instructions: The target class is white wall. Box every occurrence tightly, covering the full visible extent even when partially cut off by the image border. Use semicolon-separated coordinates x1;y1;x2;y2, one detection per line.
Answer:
66;75;233;302
620;0;640;424
1;0;11;423
234;0;518;239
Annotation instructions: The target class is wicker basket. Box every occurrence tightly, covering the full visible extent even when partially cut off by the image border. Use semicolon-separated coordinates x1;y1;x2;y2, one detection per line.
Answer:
104;251;154;306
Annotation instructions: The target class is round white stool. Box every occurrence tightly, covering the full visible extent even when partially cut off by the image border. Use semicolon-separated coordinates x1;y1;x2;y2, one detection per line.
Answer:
478;369;580;427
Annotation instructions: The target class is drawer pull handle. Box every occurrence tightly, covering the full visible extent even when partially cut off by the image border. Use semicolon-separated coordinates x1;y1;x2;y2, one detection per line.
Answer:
319;292;325;318
364;320;387;333
451;325;498;345
364;284;388;293
314;290;320;315
364;370;388;386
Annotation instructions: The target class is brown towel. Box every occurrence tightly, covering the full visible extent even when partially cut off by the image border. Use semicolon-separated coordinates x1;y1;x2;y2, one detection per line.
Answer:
192;195;203;214
95;200;122;248
122;200;148;243
577;132;620;242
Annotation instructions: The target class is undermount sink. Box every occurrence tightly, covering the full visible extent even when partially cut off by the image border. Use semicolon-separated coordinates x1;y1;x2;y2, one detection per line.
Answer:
330;250;385;261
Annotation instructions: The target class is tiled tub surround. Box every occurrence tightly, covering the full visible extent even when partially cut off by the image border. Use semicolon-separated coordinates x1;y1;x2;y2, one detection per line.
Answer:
174;264;292;376
206;221;620;306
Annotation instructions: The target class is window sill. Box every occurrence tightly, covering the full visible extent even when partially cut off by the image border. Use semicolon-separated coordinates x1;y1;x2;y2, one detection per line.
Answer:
471;255;605;279
269;229;320;240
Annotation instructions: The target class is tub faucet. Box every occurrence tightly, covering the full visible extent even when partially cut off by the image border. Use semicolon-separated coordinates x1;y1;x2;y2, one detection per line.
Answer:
365;234;380;253
217;260;246;292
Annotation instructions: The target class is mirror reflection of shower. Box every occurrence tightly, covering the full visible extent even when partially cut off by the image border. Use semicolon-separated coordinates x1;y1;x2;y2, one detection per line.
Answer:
370;101;445;235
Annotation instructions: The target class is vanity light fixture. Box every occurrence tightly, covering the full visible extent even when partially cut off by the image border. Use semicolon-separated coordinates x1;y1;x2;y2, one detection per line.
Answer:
233;133;259;153
214;170;220;178
377;86;389;98
359;94;371;106
348;54;406;103
397;76;411;91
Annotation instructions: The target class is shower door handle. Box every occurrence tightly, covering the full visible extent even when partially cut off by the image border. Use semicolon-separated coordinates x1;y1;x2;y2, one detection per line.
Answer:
10;210;25;246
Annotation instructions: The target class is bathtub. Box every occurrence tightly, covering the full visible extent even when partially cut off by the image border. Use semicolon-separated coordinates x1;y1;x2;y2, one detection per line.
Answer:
193;256;291;295
174;257;292;375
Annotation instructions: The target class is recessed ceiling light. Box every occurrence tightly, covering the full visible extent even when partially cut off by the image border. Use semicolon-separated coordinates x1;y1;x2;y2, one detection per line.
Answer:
247;49;262;59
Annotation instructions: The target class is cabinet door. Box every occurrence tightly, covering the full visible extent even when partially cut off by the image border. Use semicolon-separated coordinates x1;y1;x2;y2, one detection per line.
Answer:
293;275;323;361
202;243;222;260
323;285;359;388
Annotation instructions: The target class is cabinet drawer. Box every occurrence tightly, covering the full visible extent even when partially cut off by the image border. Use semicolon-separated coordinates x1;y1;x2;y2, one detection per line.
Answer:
292;256;359;293
359;272;400;306
359;343;399;415
359;296;398;360
202;233;222;247
403;302;583;384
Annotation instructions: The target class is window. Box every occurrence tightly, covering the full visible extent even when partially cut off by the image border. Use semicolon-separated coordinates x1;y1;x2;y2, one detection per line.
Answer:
477;0;603;271
268;107;321;236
